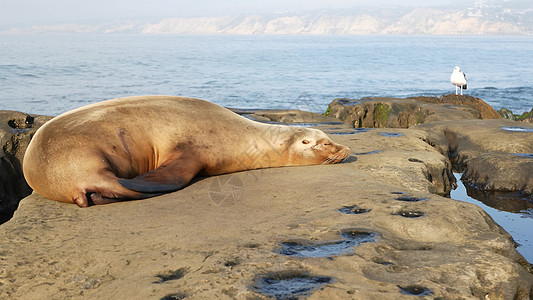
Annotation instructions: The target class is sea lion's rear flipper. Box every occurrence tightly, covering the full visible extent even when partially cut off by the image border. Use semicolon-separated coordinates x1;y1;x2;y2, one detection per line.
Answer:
118;157;203;193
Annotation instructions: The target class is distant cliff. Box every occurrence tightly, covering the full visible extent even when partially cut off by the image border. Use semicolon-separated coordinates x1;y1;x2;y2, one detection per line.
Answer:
5;5;533;35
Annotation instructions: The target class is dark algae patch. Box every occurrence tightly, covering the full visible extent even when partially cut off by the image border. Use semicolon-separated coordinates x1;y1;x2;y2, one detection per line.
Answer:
374;103;391;127
251;270;334;299
277;228;378;258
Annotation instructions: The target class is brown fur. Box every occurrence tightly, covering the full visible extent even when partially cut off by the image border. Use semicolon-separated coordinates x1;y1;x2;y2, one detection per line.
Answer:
23;96;350;207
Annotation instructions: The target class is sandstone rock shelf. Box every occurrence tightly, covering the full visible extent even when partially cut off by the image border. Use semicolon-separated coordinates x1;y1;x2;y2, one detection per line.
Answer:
1;121;531;299
0;98;532;299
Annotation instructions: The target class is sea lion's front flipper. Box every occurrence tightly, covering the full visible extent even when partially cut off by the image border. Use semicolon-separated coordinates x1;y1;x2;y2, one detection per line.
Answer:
118;157;202;193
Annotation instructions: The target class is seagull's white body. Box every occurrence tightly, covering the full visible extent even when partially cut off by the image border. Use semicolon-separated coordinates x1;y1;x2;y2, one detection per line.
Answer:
450;66;467;95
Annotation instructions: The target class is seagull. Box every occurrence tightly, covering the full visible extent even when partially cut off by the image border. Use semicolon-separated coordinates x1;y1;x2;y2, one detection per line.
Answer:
450;66;467;95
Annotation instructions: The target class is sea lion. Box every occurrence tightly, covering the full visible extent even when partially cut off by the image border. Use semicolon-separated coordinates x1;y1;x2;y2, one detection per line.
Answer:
23;96;351;207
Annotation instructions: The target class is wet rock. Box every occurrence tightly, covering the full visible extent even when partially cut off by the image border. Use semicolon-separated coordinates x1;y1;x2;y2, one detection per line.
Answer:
415;119;533;196
398;285;434;296
326;95;500;129
0;111;52;224
394;210;426;218
251;271;334;299
276;228;378;258
394;196;428;202
338;204;371;215
160;292;187;300
463;153;532;195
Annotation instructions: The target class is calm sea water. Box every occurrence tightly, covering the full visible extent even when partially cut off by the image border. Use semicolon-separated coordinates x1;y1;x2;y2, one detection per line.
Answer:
0;34;532;116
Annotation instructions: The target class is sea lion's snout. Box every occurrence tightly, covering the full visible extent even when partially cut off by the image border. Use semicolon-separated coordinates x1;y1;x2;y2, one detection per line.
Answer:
337;146;351;162
321;142;351;164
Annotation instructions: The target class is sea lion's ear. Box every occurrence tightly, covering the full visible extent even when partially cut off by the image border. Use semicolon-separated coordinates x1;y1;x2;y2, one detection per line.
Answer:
118;156;202;193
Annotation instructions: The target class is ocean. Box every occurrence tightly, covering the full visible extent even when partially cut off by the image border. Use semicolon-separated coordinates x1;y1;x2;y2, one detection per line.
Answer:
0;34;532;116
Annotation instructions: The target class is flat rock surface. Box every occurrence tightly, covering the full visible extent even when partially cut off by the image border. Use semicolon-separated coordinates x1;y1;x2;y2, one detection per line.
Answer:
229;108;342;124
1;127;531;299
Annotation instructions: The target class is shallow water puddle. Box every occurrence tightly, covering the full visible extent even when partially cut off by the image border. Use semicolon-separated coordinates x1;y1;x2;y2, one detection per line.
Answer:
251;271;334;299
394;210;425;218
160;292;187;300
500;126;533;132
338;204;371;214
395;196;428;202
327;127;372;135
277;228;378;258
328;131;358;135
451;173;533;263
283;122;331;127
398;285;434;296
379;132;404;137
510;153;533;158
408;158;425;163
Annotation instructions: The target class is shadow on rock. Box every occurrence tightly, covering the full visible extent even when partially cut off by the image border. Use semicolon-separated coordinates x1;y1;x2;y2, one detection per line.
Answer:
0;111;52;224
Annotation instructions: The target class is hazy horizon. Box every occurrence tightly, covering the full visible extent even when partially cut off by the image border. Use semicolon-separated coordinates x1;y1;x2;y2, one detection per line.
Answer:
2;0;472;30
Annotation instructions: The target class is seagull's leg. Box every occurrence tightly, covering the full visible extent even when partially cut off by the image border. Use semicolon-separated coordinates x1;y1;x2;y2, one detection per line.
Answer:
460;86;463;95
455;86;458;95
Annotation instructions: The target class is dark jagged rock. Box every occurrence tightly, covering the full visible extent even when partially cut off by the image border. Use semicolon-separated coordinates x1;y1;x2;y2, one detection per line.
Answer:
427;94;502;119
0;111;52;224
327;95;500;129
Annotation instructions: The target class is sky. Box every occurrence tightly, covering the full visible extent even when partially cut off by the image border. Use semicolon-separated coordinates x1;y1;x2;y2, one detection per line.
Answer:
1;0;468;29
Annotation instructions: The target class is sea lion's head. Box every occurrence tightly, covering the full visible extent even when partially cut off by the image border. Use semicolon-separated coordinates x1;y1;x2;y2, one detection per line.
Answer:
287;128;350;165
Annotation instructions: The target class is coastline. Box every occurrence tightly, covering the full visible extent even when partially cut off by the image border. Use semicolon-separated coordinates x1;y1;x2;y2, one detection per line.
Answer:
0;95;532;298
